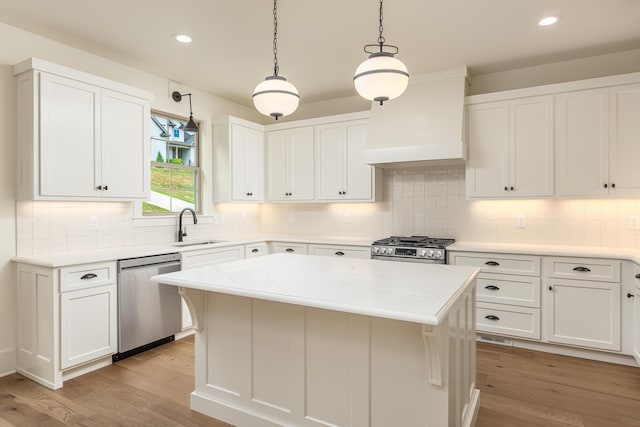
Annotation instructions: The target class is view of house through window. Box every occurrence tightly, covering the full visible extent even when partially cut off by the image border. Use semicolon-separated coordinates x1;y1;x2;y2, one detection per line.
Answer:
143;112;200;215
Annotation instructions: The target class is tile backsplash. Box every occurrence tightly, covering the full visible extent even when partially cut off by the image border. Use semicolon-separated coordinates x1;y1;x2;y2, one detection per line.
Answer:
16;165;640;257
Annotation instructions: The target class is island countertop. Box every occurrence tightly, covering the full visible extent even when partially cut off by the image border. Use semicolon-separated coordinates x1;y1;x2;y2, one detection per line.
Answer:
151;253;479;325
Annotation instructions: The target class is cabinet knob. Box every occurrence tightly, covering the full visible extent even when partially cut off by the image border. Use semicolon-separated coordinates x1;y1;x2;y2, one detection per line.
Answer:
612;183;616;188
504;186;508;191
104;185;108;191
484;315;500;321
97;185;102;190
627;293;635;299
572;266;591;272
510;186;514;191
548;286;553;291
484;285;500;291
604;183;608;188
635;273;640;279
485;261;500;266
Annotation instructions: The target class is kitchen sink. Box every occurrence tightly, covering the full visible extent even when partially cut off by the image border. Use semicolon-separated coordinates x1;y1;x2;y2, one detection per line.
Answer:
171;240;227;247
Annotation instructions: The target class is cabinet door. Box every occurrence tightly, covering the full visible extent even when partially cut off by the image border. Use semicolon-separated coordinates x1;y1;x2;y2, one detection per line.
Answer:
231;124;264;201
556;88;609;197
100;89;149;198
60;284;117;369
545;278;620;351
315;123;344;200
466;102;509;198
609;83;640;196
266;131;289;200
39;73;100;197
344;120;373;200
288;127;315;200
634;279;640;364
510;96;554;197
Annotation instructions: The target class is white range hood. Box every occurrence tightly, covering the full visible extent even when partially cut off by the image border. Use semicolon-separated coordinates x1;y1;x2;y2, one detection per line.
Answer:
364;66;469;167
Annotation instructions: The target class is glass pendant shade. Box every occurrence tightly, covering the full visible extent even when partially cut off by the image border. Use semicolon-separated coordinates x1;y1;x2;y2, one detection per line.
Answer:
252;75;300;119
354;52;409;104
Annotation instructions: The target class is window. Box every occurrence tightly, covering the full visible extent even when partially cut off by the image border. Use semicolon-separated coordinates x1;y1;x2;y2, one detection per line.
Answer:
143;111;200;215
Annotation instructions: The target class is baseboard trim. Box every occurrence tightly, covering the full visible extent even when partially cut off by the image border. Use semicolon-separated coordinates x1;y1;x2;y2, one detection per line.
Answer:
0;347;16;378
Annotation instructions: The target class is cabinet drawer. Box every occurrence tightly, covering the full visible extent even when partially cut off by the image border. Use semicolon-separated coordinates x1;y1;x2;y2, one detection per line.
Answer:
545;257;620;282
245;242;268;258
271;242;308;255
477;273;541;308
59;262;116;292
477;303;540;340
308;244;370;259
182;246;245;269
449;252;540;276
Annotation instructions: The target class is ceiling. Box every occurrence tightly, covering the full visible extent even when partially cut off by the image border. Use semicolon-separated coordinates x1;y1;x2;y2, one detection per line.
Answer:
1;0;640;107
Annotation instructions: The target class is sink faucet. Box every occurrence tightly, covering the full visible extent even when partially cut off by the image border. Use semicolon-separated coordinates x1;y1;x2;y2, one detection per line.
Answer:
177;208;197;242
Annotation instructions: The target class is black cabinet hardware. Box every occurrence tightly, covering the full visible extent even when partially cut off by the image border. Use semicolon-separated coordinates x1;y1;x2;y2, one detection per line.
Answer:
485;261;500;266
510;186;514;191
285;248;294;253
80;273;98;280
604;183;608;188
484;285;500;291
548;286;553;291
635;273;640;279
612;183;616;188
335;251;345;256
251;248;259;253
572;266;591;272
627;293;635;299
504;186;508;191
484;315;500;321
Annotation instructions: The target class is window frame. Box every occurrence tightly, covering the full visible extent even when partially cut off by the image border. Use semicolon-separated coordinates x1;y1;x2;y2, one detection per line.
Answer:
144;110;202;216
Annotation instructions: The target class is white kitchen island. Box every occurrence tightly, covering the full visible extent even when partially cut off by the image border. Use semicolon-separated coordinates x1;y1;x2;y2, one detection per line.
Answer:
152;253;480;427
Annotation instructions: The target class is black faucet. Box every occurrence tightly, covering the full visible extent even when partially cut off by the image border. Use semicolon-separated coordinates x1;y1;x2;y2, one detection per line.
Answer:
177;208;197;242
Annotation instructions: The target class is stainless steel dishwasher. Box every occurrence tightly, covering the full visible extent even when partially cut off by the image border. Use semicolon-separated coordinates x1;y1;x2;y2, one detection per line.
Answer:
114;253;182;361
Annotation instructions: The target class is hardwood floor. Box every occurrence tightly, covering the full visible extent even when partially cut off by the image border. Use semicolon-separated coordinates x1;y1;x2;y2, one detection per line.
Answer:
1;337;639;426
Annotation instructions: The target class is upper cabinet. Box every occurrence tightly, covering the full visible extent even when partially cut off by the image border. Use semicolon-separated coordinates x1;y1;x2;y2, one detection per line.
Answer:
266;126;314;201
557;84;640;197
213;116;265;202
14;58;152;200
315;119;381;201
466;96;554;198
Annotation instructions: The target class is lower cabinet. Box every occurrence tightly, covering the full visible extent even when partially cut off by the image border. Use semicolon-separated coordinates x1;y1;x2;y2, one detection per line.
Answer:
180;245;246;329
15;261;118;389
633;268;640;363
307;243;370;259
271;242;308;255
245;242;268;258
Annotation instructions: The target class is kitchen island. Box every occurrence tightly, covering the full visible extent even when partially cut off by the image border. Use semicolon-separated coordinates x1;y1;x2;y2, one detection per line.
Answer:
152;253;480;427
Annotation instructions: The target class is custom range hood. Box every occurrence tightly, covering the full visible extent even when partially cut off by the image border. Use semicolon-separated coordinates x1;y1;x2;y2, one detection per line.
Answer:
364;67;469;167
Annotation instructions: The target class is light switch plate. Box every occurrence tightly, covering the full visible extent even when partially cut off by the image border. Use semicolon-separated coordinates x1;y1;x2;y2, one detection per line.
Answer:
516;214;526;228
630;215;639;230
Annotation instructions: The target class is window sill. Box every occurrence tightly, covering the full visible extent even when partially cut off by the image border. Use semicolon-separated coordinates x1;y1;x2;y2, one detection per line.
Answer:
133;215;213;228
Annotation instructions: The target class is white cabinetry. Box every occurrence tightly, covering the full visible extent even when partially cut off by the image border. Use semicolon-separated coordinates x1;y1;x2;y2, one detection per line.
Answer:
266;126;314;201
315;119;380;201
271;242;308;255
245;242;269;258
16;261;118;389
544;257;621;351
14;58;151;200
213;116;265;202
466;96;554;198
633;268;640;364
450;252;541;339
308;243;370;259
556;83;640;197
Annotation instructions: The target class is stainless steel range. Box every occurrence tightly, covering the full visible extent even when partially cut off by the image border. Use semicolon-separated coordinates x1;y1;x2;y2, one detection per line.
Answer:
371;236;455;263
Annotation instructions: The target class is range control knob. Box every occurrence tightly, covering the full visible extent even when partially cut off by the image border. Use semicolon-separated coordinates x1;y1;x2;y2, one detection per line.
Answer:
387;247;394;255
372;246;380;254
418;249;427;257
428;250;435;258
435;250;443;259
380;247;387;254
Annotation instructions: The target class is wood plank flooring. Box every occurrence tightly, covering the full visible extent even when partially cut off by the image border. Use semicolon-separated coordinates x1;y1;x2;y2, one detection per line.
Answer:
1;337;639;426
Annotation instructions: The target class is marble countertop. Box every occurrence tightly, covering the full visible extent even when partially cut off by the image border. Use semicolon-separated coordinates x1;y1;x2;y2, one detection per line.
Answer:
151;253;480;326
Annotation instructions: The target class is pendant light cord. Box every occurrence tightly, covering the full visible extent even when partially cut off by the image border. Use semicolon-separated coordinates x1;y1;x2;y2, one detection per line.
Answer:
378;0;385;48
273;0;279;76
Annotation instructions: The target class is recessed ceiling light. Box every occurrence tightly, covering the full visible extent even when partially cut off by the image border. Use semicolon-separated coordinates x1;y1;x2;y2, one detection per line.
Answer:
174;34;192;43
538;16;559;26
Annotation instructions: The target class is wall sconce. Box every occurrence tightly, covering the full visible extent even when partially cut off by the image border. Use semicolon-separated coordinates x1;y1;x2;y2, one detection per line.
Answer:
171;91;199;132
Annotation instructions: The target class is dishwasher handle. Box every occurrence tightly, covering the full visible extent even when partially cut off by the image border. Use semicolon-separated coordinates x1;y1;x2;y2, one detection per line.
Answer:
118;253;182;271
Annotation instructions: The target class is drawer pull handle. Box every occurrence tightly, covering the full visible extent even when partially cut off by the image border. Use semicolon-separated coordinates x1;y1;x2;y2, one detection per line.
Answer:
251;248;259;253
80;273;98;280
485;261;500;266
484;315;500;321
572;266;591;272
285;248;295;253
485;285;500;291
335;251;345;256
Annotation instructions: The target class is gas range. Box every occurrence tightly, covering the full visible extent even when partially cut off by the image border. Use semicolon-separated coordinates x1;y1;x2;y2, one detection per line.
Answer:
371;236;455;263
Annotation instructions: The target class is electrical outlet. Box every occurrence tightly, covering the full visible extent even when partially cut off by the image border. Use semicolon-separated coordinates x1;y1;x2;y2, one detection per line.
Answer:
630;215;639;230
89;216;98;230
516;214;526;228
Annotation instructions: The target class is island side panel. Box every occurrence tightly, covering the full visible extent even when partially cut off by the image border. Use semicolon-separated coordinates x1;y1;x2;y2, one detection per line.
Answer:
186;285;478;427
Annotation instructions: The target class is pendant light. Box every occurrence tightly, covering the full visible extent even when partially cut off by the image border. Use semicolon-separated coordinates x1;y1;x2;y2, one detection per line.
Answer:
252;0;300;120
353;0;409;105
171;91;199;132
